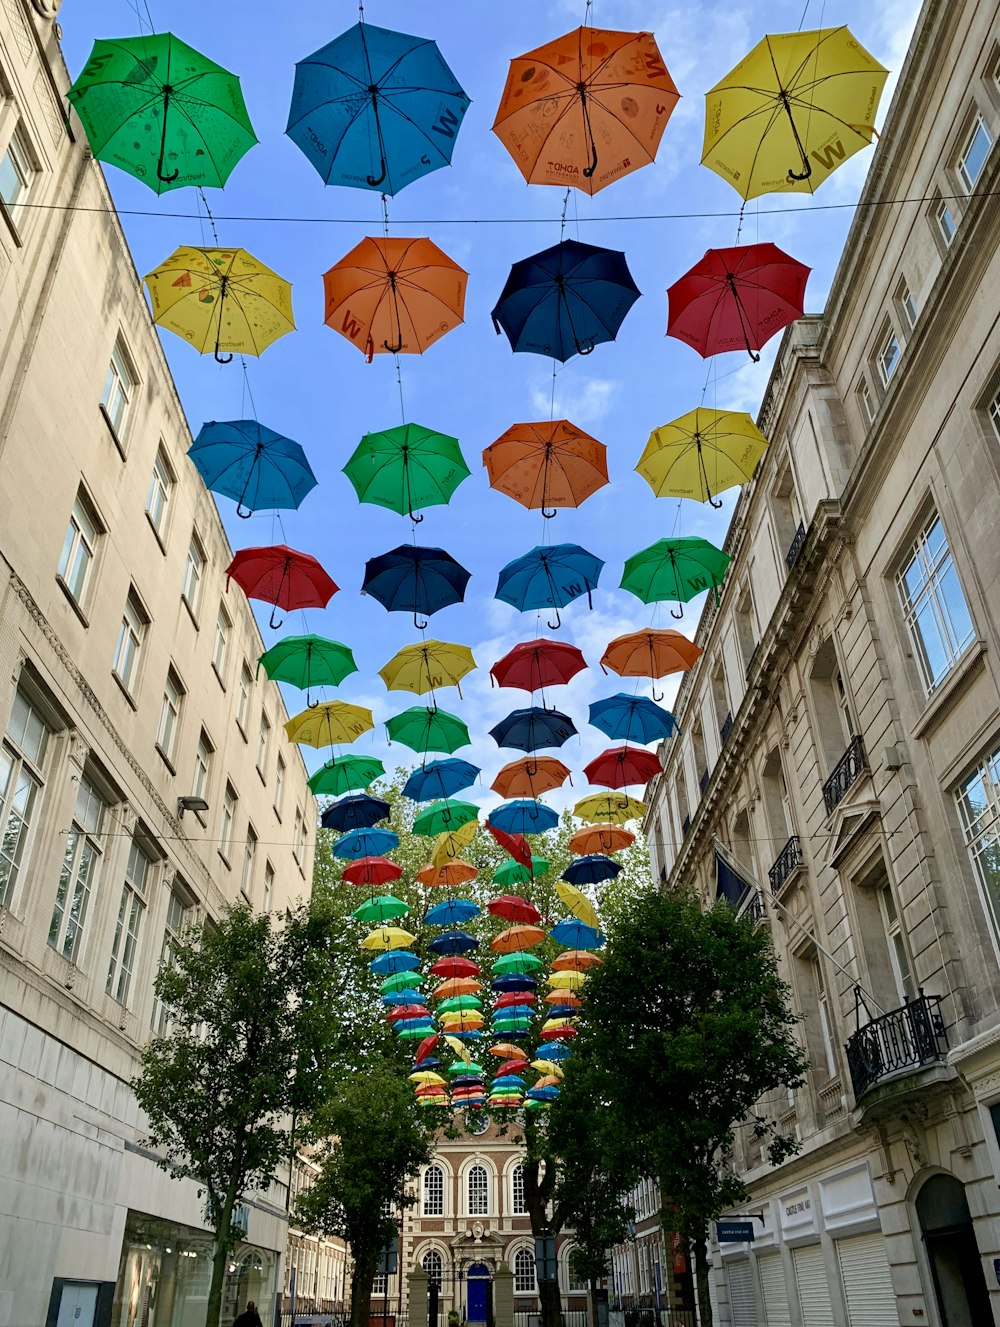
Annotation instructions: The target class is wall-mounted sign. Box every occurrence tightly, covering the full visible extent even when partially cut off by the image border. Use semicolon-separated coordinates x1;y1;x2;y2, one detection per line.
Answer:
716;1220;755;1243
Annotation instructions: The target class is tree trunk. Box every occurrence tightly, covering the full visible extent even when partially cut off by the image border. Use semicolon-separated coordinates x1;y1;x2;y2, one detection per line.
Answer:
692;1235;713;1327
206;1177;240;1327
537;1277;563;1327
350;1251;379;1327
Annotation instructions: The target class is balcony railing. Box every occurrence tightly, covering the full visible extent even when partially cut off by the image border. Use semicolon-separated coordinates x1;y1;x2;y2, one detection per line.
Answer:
823;735;868;814
738;889;764;926
720;711;733;743
768;835;803;894
785;520;807;571
845;993;948;1102
699;767;710;794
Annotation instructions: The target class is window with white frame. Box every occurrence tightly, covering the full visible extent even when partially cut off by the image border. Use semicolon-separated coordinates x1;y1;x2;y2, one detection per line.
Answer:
48;773;107;963
875;322;900;386
809;955;840;1080
58;489;101;606
564;1251;586;1294
192;729;213;803
512;1164;527;1215
101;339;136;439
113;590;147;695
896;513;975;692
877;881;916;1004
181;535;205;615
467;1163;489;1215
0;125;34;214
0;690;49;909
896;278;918;329
934;197;957;246
257;711;271;778
236;663;252;733
421;1250;443;1288
957;112;992;191
156;668;184;764
957;744;1000;946
220;783;237;863
151;883;190;1035
514;1248;536;1294
274;755;285;819
107;836;152;1006
423;1164;444;1216
145;446;174;541
292;806;304;865
262;860;274;913
372;1270;388;1297
241;824;257;900
988;387;1000;446
212;605;230;679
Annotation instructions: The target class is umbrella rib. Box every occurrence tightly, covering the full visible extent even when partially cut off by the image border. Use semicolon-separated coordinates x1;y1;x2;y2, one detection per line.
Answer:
376;96;458;168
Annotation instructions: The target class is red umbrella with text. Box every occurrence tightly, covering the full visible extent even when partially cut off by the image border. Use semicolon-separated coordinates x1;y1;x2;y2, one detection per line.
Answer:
584;746;663;789
226;544;337;628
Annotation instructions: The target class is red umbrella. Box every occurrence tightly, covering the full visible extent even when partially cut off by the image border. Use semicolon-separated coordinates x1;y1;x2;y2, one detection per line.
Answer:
387;1004;430;1021
492;757;572;799
487;823;533;867
487;894;542;924
415;1034;441;1063
541;1023;578;1040
429;956;480;978
342;856;404;888
490;638;587;692
584;746;663;789
495;991;537;1008
667;242;810;362
226;543;338;628
495;1058;531;1075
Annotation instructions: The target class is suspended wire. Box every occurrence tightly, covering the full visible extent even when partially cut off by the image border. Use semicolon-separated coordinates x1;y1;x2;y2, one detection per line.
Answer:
197;187;220;244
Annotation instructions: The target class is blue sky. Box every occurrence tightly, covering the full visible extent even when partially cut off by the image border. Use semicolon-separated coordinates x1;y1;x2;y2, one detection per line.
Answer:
61;0;920;811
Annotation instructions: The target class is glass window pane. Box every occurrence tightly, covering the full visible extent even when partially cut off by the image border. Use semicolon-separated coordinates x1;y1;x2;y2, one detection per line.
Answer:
960;117;992;189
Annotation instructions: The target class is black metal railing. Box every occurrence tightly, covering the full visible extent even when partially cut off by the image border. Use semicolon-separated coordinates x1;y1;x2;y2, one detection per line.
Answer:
699;768;710;794
845;993;948;1102
738;890;764;925
768;835;803;894
785;521;807;572
681;814;691;838
720;712;733;743
823;735;867;813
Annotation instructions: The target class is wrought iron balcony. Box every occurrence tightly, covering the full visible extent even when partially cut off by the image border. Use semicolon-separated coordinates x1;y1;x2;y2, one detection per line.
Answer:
785;520;807;571
823;735;868;814
845;993;948;1103
681;813;691;838
699;767;710;794
738;889;764;926
720;712;733;743
768;835;803;894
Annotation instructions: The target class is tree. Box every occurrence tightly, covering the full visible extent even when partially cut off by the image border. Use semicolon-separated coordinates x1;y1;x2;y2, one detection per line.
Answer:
572;890;807;1327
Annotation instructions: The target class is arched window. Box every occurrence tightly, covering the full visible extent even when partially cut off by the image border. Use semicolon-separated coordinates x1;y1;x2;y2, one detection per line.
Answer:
422;1250;443;1289
514;1248;536;1294
511;1165;527;1215
564;1248;586;1294
468;1164;489;1215
423;1165;444;1216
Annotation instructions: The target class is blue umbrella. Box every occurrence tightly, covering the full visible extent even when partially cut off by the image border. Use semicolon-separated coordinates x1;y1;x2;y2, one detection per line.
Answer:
492;974;537;993
550;920;605;950
320;793;391;832
428;929;479;956
395;1017;436;1034
382;989;424;1005
489;707;577;753
489;800;560;836
542;1041;573;1061
496;544;605;630
425;899;481;927
589;694;680;745
562;855;622;887
403;757;480;802
527;1086;561;1102
492;239;641;363
451;1074;485;1087
493;1076;527;1088
493;1004;535;1021
332;827;400;860
189;420;317;518
286;22;470;195
370;950;420;975
363;545;471;629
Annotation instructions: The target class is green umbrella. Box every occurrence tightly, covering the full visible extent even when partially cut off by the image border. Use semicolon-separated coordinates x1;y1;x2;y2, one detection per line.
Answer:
380;971;424;994
258;635;357;703
619;536;731;618
493;856;550;887
344;423;470;522
308;754;385;796
352;895;410;924
447;1060;484;1076
413;799;480;836
386;706;471;755
438;995;483;1013
67;33;257;194
492;951;544;974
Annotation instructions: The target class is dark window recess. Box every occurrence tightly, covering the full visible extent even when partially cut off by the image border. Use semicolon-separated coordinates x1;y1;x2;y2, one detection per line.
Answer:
681;814;691;838
786;521;807;572
768;835;803;894
720;712;733;743
699;768;710;794
746;641;761;678
845;991;947;1102
823;735;867;814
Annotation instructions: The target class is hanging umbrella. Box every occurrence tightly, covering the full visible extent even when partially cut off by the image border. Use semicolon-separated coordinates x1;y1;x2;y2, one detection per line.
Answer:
404;758;480;802
226;544;337;629
363;545;471;630
381;970;425;993
486;824;533;867
417;861;478;889
370;950;420;975
545;992;583;1009
415;1033;441;1063
144;247;294;363
573;793;646;824
490;640;587;692
409;1071;447;1086
492;239;640;362
492;950;544;973
413;800;480;836
489;1043;525;1059
531;1059;566;1078
437;994;484;1014
667;243;810;362
542;1041;574;1060
589;695;679;745
344;424;470;522
621;536;731;620
342;856;403;888
584;746;663;789
492;925;547;953
68;33;257;193
490;707;578;752
636;408;768;508
380;642;477;702
320;794;391;833
333;828;400;860
492;758;570;800
554;882;602;930
361;926;417;951
258;635;357;702
483;420;608;517
496;544;604;629
568;823;635;856
492;974;537;993
432;978;483;1000
352;895;410;924
489;800;559;836
553;950;604;972
387;1003;431;1022
287;21;469;194
428;930;479;956
486;895;542;925
324;236;468;359
285;701;374;748
189;420;316;519
562;855;621;887
601;628;702;681
547;970;588;990
493;856;550;887
703;28;888;201
386;707;471;755
550;920;604;949
493;27;678;193
432;819;480;866
308;754;385;796
383;988;424;1007
431;958;479;979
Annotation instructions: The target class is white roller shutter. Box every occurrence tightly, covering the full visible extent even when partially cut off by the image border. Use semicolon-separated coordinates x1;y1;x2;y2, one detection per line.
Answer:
726;1259;759;1327
757;1252;792;1327
837;1232;900;1327
792;1244;835;1327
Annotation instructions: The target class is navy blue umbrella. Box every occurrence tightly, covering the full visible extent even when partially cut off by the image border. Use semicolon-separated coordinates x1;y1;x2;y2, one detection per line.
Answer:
332;827;399;859
489;707;577;752
496;543;605;630
562;854;622;887
492;974;537;993
189;420;317;518
589;693;680;745
320;793;391;832
491;239;641;363
428;929;479;956
403;757;480;802
489;799;560;835
363;545;471;629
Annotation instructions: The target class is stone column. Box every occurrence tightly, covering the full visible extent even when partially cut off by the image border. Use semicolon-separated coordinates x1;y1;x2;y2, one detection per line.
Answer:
492;1266;514;1327
409;1267;430;1327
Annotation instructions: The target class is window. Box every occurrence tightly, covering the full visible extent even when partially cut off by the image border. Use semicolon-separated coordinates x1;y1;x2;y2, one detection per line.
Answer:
113;590;148;695
151;884;190;1035
212;606;231;680
101;339;135;439
292;806;304;866
990;387;1000;445
957;744;1000;945
192;729;213;802
146;447;174;540
237;663;252;733
468;1164;489;1215
257;712;271;778
422;1251;443;1289
48;774;107;963
896;279;918;329
423;1165;444;1216
274;755;285;819
372;1271;388;1297
934;197;957;246
0;690;49;908
896;514;975;692
857;377;876;424
565;1250;587;1294
107;837;151;1006
875;322;900;386
262;860;274;913
58;490;100;606
220;784;237;863
735;586;758;670
957;113;992;190
156;668;184;765
181;535;205;615
878;882;916;1004
810;956;840;1080
512;1164;527;1215
0;126;33;213
514;1248;536;1294
241;824;258;900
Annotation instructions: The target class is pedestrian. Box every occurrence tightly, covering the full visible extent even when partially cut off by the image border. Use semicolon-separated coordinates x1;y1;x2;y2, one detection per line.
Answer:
233;1302;263;1327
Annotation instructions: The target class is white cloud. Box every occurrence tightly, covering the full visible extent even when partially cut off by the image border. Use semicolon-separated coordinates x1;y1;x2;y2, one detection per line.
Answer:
528;372;621;426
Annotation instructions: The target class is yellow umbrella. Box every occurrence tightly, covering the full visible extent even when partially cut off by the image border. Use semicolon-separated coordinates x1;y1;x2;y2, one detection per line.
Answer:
547;971;587;991
284;701;374;747
379;640;477;697
440;1011;485;1030
431;818;479;866
143;246;295;361
573;793;646;825
636;408;768;508
409;1070;447;1085
542;1016;578;1032
555;881;601;931
359;926;416;951
530;1060;565;1078
702;27;888;201
445;1034;472;1064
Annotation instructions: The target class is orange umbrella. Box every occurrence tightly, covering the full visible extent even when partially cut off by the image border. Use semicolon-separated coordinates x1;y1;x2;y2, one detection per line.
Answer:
432;978;483;1000
491;924;547;953
601;628;702;700
492;756;572;799
324;236;468;361
483;420;608;517
417;860;478;889
489;1042;524;1059
545;990;584;1006
568;823;635;856
493;27;679;195
553;949;605;972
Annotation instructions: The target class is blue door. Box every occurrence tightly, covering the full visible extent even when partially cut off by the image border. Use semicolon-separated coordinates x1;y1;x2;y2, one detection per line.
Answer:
467;1264;490;1323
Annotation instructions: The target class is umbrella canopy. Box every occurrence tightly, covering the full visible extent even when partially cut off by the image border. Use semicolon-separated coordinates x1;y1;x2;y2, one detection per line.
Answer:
428;930;479;956
483;420;608;517
309;754;385;796
382;989;423;1006
486;824;533;867
492;950;544;973
621;537;731;618
370;949;420;975
381;642;477;699
415;1034;441;1063
404;758;480;802
667;243;810;362
554;881;602;930
417;860;478;889
636;408;769;508
432;818;480;866
490;639;587;692
545;992;584;1009
285;701;374;748
550;920;604;949
492;925;547;953
542;1041;574;1060
431;957;480;979
363;545;471;629
345;424;470;521
490;707;578;753
226;544;337;629
333;828;400;860
568;823;635;855
489;1043;525;1059
387;1003;430;1022
320;794;391;833
584;746;663;789
486;894;542;925
386;707;471;755
258;635;357;698
381;970;425;993
489;800;560;836
68;33;256;193
144;247;294;362
287;21;469;195
573;793;646;824
342;855;403;888
189;420;316;518
496;544;604;629
493;27;678;193
492;758;570;800
589;694;679;745
444;1036;473;1063
492;974;537;993
324;235;468;359
553;950;604;972
547;970;587;990
352;895;410;924
432;978;482;1000
437;994;483;1014
492;239;640;362
562;855;622;887
413;799;480;837
361;926;416;951
703;28;888;200
601;628;703;685
409;1071;447;1086
493;855;550;886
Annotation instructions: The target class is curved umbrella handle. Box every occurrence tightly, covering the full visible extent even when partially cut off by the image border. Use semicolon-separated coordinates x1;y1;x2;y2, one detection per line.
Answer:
383;338;404;353
268;606;284;630
575;339;596;356
366;156;388;189
409;508;425;525
235;501;253;519
583;139;599;179
214;349;234;364
651;682;665;702
670;603;684;620
414;611;429;630
542;506;558;519
157;160;180;184
366;336;375;364
708;494;723;510
547;608;562;631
